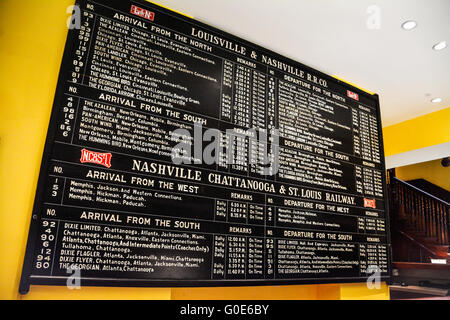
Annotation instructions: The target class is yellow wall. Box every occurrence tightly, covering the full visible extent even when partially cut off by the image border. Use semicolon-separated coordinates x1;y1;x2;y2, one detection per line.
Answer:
396;159;450;191
382;108;450;157
382;102;449;191
171;282;390;300
0;0;388;300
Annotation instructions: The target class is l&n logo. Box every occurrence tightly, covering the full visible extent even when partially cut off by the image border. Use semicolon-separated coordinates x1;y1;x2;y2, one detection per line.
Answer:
130;5;155;21
347;90;359;101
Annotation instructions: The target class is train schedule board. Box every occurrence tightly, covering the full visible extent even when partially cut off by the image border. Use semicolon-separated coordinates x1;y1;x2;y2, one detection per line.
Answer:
20;0;391;293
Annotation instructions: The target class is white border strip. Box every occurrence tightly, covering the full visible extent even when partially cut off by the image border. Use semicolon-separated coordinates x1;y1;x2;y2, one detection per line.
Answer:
385;142;450;169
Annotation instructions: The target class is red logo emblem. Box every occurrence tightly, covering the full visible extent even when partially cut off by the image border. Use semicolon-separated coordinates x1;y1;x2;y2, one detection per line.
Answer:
364;198;376;209
80;149;112;168
130;5;155;21
347;90;359;101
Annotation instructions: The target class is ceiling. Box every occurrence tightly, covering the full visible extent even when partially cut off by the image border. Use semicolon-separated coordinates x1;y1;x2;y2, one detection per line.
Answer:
150;0;449;127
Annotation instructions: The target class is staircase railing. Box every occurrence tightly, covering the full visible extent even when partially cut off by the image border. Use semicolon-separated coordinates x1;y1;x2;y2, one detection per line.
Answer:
389;176;449;246
395;230;440;263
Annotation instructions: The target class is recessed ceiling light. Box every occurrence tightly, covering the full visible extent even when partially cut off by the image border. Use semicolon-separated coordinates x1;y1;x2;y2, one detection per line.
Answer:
401;20;417;30
432;41;447;51
431;97;442;103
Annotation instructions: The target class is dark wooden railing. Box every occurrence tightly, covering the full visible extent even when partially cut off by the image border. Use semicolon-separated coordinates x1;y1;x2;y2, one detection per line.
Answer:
388;175;449;246
394;230;440;262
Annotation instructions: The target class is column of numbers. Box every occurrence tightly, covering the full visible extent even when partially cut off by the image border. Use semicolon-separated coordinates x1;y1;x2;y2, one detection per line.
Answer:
34;220;58;275
71;11;95;84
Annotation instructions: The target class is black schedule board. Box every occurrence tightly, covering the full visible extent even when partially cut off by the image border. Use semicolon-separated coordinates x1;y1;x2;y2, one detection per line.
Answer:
20;0;391;293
